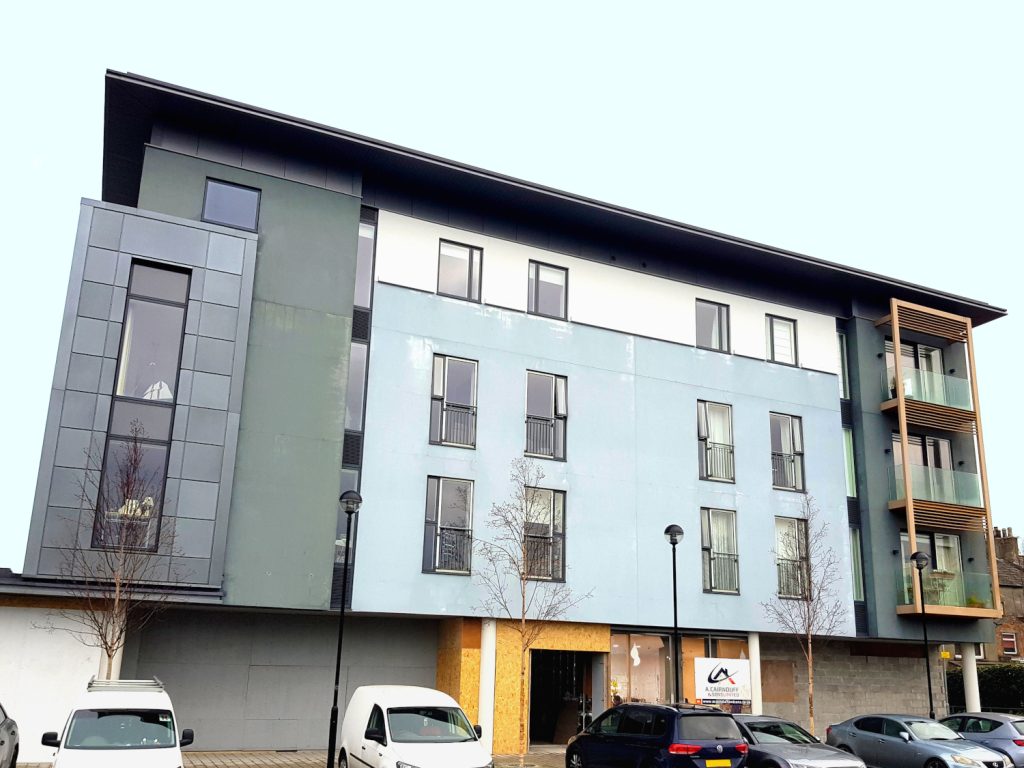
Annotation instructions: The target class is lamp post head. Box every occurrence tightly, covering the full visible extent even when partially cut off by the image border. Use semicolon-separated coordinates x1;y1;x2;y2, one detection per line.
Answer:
664;524;684;546
339;489;363;516
910;551;931;571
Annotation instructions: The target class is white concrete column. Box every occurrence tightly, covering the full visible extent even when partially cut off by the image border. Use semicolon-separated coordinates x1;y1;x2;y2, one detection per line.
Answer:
748;632;763;715
478;619;497;755
959;643;981;712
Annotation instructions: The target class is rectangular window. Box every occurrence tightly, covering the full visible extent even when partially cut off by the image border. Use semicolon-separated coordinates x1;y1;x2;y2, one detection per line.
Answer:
843;428;857;498
437;240;482;302
528;261;567;320
525;488;566;580
766;315;798;365
429;355;477;448
96;262;189;550
775;517;809;598
202;178;260;231
696;300;730;352
422;477;473;573
525;372;567;459
698;401;734;482
354;220;377;309
700;508;739;593
850;528;865;601
770;413;805;490
837;331;850;399
1002;633;1018;656
345;342;368;431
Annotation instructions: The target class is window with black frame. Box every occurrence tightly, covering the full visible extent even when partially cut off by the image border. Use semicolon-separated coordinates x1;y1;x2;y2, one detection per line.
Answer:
525;487;565;580
766;315;798;365
528;261;567;320
525;371;567;459
696;300;730;352
437;240;482;301
422;476;473;574
94;262;189;550
701;508;739;593
770;413;804;491
429;355;477;447
775;516;808;598
698;401;734;481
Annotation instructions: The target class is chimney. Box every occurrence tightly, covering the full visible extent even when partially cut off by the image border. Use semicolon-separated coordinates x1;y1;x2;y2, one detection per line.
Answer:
994;527;1020;563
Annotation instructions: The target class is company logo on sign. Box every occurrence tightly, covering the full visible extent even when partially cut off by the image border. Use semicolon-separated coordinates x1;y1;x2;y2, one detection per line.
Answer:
707;664;738;685
694;657;752;704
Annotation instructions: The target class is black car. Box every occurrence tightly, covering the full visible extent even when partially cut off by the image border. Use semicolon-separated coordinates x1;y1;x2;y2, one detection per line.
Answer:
566;703;748;768
734;715;865;768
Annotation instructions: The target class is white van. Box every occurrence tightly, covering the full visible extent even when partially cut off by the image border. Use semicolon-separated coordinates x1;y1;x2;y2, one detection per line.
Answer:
41;677;193;768
339;685;492;768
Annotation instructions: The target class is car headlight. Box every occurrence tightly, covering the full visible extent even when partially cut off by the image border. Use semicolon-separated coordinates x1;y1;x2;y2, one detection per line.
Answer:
950;756;984;767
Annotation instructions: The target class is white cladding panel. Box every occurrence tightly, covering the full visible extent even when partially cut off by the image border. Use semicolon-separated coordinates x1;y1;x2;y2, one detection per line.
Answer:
375;211;840;376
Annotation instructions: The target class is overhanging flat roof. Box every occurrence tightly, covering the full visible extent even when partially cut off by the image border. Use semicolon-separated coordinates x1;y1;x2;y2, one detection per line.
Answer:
102;70;1006;326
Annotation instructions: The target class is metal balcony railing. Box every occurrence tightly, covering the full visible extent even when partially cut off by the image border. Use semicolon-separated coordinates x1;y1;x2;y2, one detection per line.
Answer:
704;553;739;592
771;452;804;490
435;527;472;572
777;558;808;598
441;403;476;447
895;564;993;609
883;367;974;411
525;415;564;459
700;441;735;481
888;462;983;508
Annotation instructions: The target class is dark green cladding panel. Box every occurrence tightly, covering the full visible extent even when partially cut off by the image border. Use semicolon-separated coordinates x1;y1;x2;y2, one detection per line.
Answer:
138;148;361;610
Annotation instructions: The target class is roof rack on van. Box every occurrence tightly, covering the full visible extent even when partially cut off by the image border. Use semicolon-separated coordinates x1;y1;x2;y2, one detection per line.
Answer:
86;676;164;692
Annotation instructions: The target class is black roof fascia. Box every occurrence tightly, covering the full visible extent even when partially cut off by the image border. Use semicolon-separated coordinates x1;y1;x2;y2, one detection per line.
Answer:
101;70;1006;326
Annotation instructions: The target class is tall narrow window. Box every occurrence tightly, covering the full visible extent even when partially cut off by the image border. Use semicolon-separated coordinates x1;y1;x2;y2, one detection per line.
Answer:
766;315;798;365
422;477;473;574
437;240;482;302
770;413;804;490
696;300;730;352
354;221;377;310
344;343;368;431
698;401;734;482
528;261;568;320
837;331;850;399
775;517;808;598
96;262;189;550
1002;633;1018;656
701;508;739;593
525;488;566;580
429;355;477;447
525;372;567;460
843;428;857;498
202;179;260;231
850;528;865;601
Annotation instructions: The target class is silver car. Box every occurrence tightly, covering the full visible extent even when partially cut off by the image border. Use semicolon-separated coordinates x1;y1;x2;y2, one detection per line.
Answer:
0;700;18;768
942;713;1024;767
826;714;1010;768
735;715;865;768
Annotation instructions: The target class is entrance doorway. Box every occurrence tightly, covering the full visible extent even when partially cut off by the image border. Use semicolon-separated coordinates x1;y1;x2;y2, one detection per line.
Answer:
529;650;594;745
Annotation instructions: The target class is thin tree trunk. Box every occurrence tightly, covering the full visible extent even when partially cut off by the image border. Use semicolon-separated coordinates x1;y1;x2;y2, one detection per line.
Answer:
105;651;114;680
519;646;527;768
807;633;815;736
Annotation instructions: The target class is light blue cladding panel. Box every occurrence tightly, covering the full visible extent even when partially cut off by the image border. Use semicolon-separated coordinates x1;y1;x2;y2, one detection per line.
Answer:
355;284;855;636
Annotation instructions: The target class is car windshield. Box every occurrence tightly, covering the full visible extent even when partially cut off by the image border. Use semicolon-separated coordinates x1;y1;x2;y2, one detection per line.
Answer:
387;706;475;743
677;715;742;740
65;709;175;749
908;721;960;741
746;720;817;744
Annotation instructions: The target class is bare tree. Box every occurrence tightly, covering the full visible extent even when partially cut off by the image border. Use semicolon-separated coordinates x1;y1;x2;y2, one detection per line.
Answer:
761;496;846;736
52;420;179;679
474;458;592;764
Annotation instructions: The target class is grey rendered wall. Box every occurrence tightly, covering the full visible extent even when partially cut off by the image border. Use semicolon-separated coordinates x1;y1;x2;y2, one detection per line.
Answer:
136;147;362;610
120;609;438;750
22;201;257;586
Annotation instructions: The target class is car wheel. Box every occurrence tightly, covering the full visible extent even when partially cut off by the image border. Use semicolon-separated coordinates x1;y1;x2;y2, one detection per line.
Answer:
566;748;584;768
837;745;854;753
925;760;945;768
339;750;348;768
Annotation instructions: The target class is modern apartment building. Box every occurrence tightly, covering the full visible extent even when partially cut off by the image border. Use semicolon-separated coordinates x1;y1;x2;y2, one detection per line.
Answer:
3;71;1007;754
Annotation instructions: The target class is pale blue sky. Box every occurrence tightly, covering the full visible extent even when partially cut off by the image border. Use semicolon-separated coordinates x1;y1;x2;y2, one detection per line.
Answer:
1;2;1020;570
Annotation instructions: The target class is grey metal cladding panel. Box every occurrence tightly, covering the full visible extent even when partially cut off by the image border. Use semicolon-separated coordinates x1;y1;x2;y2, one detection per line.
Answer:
284;156;327;188
88;208;124;251
189;268;206;301
198;134;244;167
181;442;224;482
198;303;239;341
71;317;108;357
207;410;240;586
186;407;228;445
78;281;114;320
167;440;185;480
66;354;102;392
229;240;258;414
48;466;96;508
325;167;359;196
171;516;215;559
121;214;210;267
185;300;201;334
162;478;180;519
177;480;219;520
84;247;118;283
100;358;117;393
180;334;198;371
155;123;200;156
207;233;245;275
104;321;123;359
109;286;127;322
194;337;234;376
60;390;98;430
202;270;242;307
173;405;189;442
177;370;194;404
190;372;231;410
54;427;101;470
241;145;286;178
115;252;131;287
170;556;212;585
93;395;111;431
41;505;88;549
410;197;450;225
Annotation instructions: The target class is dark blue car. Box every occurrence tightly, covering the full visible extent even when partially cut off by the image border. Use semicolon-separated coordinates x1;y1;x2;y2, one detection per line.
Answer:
566;703;748;768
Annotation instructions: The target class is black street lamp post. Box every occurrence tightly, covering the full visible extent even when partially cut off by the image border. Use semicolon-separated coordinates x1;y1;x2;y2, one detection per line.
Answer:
664;524;684;705
910;550;935;719
327;490;363;768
